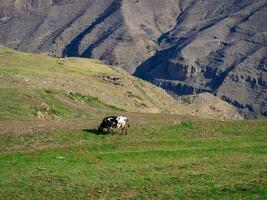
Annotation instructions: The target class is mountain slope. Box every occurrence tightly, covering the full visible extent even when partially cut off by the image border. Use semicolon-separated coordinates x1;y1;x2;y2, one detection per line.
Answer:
175;93;244;120
0;45;243;120
134;0;267;118
0;44;193;120
0;0;265;118
0;0;179;73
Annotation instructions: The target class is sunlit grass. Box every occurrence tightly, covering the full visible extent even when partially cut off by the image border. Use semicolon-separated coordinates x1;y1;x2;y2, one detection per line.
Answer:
0;119;266;199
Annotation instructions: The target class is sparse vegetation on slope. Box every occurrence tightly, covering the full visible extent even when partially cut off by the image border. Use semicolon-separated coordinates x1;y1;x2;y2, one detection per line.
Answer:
0;45;190;121
175;93;242;120
0;45;243;120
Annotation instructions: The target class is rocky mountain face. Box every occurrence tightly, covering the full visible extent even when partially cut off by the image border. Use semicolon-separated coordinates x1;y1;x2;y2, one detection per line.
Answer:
0;0;266;118
0;0;179;73
134;0;267;119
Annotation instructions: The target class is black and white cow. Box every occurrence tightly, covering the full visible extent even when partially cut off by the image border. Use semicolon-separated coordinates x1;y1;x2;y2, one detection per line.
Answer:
98;116;129;135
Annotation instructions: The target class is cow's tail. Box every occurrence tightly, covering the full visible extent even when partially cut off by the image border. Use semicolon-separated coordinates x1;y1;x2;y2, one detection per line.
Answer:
126;118;130;128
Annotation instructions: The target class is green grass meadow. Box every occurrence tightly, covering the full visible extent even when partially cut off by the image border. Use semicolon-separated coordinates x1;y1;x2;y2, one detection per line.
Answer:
0;118;266;199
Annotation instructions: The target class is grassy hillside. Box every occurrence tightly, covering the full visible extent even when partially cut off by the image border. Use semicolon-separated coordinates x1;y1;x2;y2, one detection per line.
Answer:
0;115;266;199
0;45;266;199
0;45;190;121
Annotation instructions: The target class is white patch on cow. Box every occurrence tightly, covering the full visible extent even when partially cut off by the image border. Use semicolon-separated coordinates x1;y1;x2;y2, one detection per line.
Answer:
107;118;113;122
116;116;127;128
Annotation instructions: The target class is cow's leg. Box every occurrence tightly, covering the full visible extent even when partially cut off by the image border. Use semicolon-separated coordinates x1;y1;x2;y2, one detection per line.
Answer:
111;127;114;135
125;125;128;135
98;122;105;134
97;126;102;135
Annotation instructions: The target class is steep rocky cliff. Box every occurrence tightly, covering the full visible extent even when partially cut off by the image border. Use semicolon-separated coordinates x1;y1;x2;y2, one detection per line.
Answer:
0;0;266;118
0;0;179;73
134;0;267;118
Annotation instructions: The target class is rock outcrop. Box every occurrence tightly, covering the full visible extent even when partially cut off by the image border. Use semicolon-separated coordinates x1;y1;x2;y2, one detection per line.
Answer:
174;93;243;120
134;0;267;118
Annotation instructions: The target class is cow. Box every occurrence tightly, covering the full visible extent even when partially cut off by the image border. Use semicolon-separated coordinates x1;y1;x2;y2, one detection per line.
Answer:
98;116;129;135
